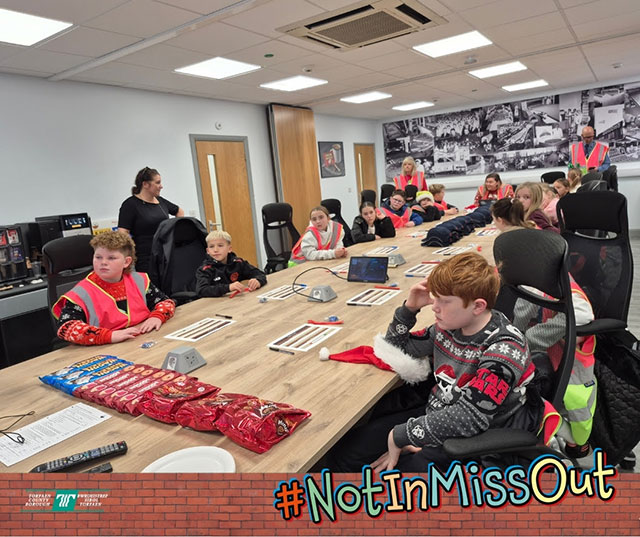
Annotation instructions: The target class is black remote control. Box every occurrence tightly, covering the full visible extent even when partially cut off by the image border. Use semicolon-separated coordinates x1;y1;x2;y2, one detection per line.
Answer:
84;462;113;473
29;441;127;473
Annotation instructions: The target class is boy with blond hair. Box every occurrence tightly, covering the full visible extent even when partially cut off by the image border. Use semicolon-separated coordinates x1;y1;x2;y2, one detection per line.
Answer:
429;184;459;215
328;253;541;472
54;231;175;345
196;230;266;297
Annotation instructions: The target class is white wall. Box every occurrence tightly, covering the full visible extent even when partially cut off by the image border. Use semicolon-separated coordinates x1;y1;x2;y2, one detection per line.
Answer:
314;114;378;225
0;73;277;264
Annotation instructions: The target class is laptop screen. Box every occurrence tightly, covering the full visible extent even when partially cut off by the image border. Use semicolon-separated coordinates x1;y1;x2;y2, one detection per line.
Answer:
347;256;388;283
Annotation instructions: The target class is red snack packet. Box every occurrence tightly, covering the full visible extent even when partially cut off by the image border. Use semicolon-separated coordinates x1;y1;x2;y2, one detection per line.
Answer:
137;378;220;423
215;397;311;454
174;393;246;431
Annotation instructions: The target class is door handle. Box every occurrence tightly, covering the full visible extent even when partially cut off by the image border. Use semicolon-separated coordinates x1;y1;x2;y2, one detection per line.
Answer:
209;221;221;231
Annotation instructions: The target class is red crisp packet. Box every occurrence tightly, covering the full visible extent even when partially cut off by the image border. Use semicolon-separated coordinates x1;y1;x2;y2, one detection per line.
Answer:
174;393;246;431
215;397;311;454
138;378;220;424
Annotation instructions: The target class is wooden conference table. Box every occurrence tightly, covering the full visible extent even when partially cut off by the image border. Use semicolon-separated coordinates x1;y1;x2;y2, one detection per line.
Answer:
0;216;497;473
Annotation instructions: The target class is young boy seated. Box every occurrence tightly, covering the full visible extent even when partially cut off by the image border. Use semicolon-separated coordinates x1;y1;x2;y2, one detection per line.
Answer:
380;189;423;228
429;184;459;215
327;253;542;472
54;231;175;345
410;191;441;222
196;230;266;297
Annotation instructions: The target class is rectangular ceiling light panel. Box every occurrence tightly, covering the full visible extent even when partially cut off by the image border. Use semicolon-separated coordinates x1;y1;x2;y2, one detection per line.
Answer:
413;30;492;58
469;61;527;79
175;57;261;80
0;8;72;46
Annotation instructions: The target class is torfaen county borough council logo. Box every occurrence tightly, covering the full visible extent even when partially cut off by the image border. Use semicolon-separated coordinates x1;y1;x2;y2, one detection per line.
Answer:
23;489;108;512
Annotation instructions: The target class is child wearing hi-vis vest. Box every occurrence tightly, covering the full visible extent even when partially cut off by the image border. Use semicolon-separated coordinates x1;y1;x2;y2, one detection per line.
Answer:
289;206;347;265
53;231;175;346
512;276;596;460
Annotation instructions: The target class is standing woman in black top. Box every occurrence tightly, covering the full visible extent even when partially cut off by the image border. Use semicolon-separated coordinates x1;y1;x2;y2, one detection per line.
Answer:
118;167;184;272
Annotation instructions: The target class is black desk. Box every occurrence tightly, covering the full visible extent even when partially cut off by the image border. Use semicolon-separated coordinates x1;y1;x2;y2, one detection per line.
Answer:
0;278;54;368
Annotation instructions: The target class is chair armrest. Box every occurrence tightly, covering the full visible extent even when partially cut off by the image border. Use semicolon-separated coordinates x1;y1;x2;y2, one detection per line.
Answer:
576;318;626;336
443;429;538;459
171;291;199;303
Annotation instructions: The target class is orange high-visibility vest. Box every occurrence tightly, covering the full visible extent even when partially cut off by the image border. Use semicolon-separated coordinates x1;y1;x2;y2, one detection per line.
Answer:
290;221;343;263
380;206;411;228
570;141;609;173
393;172;427;191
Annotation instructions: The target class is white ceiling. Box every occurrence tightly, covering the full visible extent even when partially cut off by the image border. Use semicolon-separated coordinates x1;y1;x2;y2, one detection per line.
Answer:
1;0;639;119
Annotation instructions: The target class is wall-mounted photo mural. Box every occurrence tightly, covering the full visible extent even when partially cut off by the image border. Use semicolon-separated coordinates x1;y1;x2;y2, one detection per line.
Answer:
382;81;640;181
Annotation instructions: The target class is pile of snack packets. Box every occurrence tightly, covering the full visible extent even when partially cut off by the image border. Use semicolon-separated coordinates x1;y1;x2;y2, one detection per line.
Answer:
39;355;311;454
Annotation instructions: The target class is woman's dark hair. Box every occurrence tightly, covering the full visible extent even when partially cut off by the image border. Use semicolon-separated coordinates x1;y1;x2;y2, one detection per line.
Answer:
490;198;534;228
486;172;502;184
132;167;159;195
359;201;376;212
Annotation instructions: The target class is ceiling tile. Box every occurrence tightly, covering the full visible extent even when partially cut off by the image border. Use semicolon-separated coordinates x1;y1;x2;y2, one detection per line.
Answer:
229;38;314;66
485;12;567;42
557;0;599;7
340;71;401;89
439;0;499;11
524;47;589;74
0;49;90;74
223;0;323;39
460;0;558;28
0;42;23;62
496;31;576;56
83;0;198;38
0;0;128;24
118;44;209;70
571;12;640;41
157;0;242;15
392;13;474;47
40;27;140;57
320;41;407;63
435;44;513;69
312;63;377;83
72;60;185;87
356;49;431;71
166;21;269;55
563;0;640;26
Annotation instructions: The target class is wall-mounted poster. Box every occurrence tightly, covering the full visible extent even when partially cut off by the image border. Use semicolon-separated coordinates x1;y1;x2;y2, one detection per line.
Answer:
318;141;345;178
382;80;640;180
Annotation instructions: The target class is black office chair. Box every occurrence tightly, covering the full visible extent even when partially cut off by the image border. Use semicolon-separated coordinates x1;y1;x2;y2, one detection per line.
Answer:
557;191;632;331
602;165;618;191
580;170;603;185
541;171;565;184
360;189;376;206
576;180;608;193
261;203;301;274
42;234;95;346
321;198;353;247
443;229;576;465
404;184;418;202
148;217;207;305
380;183;395;205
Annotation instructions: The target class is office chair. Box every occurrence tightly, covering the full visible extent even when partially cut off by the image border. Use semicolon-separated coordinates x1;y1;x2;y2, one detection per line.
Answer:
541;171;565;184
321;198;353;247
148;217;207;305
576;180;608;193
557;191;632;329
558;190;637;468
404;184;418;202
360;189;376;206
261;203;301;274
580;170;603;185
602;165;618;191
380;183;395;205
443;229;576;465
42;234;95;346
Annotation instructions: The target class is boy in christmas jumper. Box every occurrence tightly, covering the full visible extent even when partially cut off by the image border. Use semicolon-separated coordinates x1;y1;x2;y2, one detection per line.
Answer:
327;252;542;473
54;231;175;345
196;230;267;297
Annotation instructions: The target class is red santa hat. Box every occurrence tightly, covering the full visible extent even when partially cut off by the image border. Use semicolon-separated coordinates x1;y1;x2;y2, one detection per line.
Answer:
319;334;431;385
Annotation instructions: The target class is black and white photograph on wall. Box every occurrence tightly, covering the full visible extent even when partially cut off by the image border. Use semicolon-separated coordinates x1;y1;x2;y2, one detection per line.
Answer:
318;141;345;178
382;79;640;179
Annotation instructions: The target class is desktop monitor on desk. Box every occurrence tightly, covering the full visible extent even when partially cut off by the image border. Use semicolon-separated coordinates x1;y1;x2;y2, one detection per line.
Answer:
35;212;93;247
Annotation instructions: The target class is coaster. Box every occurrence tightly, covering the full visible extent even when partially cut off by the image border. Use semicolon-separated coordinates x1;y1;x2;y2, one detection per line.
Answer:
268;324;342;353
346;288;399;306
365;245;398;256
404;262;440;278
432;246;472;255
257;284;306;300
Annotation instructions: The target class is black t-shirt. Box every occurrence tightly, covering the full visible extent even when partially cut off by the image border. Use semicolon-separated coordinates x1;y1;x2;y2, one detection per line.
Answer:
117;195;179;271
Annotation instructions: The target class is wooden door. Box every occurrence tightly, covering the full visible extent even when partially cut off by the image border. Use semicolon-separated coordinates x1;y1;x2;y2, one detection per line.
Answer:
195;140;258;266
354;143;377;199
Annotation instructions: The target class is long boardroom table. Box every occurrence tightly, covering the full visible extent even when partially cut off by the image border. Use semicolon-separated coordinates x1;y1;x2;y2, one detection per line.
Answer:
0;215;498;473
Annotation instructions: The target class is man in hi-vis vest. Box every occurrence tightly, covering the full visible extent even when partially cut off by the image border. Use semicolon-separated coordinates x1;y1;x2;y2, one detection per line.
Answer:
570;126;610;175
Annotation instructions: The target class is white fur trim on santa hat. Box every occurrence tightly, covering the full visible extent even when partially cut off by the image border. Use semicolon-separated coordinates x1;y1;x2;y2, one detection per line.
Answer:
373;334;431;384
319;347;331;361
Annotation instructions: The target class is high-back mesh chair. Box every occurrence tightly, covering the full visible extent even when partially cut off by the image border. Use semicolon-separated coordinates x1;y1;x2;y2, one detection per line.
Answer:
380;183;395;205
541;171;565;184
321;198;353;247
42;234;95;341
580;170;603;185
577;180;608;193
557;191;632;330
261;203;300;274
602;165;618;191
148;217;208;305
443;229;576;464
360;189;376;205
404;184;418;202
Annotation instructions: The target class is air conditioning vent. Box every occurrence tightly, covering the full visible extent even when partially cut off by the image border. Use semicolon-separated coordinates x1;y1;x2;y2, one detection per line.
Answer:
277;0;446;50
